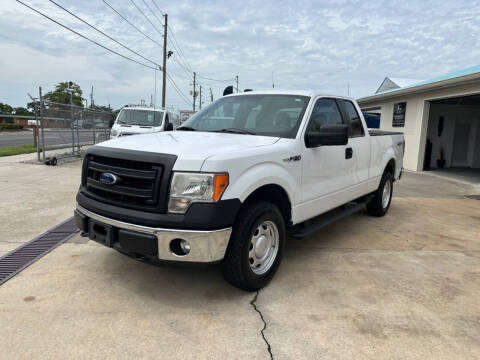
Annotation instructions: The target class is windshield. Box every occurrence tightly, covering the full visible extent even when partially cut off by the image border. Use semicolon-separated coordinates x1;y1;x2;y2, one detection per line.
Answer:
181;95;310;138
115;109;164;126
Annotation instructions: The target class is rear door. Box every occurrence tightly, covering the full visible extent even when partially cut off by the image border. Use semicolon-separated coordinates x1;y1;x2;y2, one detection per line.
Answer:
338;99;371;187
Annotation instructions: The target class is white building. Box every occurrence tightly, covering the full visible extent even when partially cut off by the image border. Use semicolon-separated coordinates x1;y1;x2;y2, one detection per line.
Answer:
358;65;480;180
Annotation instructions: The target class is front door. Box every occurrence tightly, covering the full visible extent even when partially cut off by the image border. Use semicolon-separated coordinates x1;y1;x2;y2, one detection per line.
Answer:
299;98;349;222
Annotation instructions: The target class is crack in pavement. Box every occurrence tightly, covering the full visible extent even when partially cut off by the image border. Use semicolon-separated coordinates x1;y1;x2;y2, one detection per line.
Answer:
250;290;273;360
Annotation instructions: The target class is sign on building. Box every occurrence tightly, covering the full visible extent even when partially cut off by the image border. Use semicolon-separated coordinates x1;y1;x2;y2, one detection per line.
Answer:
392;102;406;127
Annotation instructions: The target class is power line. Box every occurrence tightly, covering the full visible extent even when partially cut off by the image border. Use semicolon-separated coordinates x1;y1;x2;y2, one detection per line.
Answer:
112;0;190;107
196;74;235;83
144;0;194;76
16;0;157;70
141;0;163;28
166;32;192;74
102;0;163;48
48;0;162;69
17;0;191;106
167;27;194;73
129;0;163;38
146;0;195;74
150;0;164;16
171;54;194;78
166;73;191;106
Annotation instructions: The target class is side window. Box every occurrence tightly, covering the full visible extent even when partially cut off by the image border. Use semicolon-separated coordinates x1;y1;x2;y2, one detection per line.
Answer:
341;100;364;137
307;98;343;132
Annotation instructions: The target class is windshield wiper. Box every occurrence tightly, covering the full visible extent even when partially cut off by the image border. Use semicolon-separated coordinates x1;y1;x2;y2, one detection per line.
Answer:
176;126;197;131
215;128;255;135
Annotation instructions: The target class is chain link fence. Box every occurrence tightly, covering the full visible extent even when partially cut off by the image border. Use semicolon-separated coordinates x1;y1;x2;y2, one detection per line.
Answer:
34;95;114;163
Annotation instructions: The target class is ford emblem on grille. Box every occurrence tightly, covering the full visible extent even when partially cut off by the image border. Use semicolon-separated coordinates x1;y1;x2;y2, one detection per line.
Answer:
99;172;117;186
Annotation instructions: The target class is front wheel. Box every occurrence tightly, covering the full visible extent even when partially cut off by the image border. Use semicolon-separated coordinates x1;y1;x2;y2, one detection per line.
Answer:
367;171;393;217
222;201;286;291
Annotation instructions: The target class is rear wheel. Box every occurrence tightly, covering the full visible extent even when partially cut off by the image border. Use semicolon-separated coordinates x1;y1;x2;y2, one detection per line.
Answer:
367;171;393;217
222;201;285;291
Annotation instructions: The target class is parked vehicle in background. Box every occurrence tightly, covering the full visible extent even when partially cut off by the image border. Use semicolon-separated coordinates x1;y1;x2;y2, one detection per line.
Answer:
110;106;180;138
75;91;404;291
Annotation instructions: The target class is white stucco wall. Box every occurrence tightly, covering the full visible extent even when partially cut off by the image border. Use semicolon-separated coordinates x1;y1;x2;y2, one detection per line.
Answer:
358;81;480;171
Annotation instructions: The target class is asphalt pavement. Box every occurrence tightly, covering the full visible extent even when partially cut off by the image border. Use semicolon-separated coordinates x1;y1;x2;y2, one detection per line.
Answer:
0;130;107;148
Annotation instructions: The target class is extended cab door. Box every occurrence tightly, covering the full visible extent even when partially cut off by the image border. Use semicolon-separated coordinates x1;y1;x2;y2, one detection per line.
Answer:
299;98;349;221
337;99;371;188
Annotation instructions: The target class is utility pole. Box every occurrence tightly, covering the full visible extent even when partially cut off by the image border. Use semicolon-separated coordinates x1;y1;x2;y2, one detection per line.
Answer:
235;75;239;93
162;13;168;108
90;86;94;109
210;87;213;102
28;92;40;161
69;90;75;155
192;72;196;111
199;85;202;110
39;87;45;162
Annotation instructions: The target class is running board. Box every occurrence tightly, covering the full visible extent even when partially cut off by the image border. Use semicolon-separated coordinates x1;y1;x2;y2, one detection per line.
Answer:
292;201;367;238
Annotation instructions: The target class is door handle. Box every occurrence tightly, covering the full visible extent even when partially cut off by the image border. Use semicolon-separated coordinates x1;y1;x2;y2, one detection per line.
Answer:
345;147;353;159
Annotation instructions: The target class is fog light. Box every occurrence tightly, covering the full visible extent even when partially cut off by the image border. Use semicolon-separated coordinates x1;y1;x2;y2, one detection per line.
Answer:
169;238;191;256
180;239;191;254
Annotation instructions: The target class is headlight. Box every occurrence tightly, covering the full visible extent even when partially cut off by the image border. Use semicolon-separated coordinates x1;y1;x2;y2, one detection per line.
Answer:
168;172;229;213
110;129;118;137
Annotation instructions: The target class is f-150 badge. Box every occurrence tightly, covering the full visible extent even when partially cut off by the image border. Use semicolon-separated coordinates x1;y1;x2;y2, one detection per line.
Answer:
283;155;301;162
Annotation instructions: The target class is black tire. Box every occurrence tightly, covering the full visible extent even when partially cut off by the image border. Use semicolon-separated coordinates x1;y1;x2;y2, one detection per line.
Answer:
367;171;393;217
222;201;286;291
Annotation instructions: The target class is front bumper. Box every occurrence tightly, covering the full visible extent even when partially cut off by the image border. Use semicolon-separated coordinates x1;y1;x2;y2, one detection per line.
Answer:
75;204;232;263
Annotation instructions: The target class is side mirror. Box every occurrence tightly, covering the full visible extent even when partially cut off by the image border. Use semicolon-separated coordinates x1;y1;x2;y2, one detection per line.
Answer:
306;124;348;148
223;86;234;96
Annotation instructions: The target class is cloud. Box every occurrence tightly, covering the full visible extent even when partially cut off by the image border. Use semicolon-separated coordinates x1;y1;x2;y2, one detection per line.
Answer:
1;0;480;109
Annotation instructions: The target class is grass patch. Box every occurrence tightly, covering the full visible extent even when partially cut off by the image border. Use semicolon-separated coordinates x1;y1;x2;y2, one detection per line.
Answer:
0;144;37;157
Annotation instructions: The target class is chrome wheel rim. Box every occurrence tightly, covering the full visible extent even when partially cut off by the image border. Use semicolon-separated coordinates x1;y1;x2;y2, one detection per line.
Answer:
382;178;392;209
248;220;279;275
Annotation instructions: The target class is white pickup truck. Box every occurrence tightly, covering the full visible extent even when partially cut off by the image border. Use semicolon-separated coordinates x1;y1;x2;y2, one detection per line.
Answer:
75;91;404;291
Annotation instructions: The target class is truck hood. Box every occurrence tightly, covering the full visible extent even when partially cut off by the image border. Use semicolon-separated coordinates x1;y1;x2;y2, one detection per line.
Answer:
112;124;158;135
96;131;280;170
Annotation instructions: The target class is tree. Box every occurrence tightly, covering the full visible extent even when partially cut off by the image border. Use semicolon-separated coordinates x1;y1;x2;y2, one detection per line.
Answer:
26;101;36;113
43;81;83;106
0;103;13;114
13;107;33;116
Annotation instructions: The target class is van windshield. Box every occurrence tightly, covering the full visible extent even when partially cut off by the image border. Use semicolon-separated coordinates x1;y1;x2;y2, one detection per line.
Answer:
116;109;164;127
181;95;310;138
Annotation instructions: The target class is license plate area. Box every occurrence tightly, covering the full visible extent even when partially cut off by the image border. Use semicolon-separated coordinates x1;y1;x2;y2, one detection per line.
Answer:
88;220;115;247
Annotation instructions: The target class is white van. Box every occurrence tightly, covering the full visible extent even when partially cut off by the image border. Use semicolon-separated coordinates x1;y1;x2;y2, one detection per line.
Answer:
110;107;180;138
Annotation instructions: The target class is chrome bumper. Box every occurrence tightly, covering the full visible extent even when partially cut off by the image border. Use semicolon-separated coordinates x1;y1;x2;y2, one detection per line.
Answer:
76;204;232;263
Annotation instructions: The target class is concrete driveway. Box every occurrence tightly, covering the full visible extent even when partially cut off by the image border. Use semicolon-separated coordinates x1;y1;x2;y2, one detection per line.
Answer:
0;157;479;359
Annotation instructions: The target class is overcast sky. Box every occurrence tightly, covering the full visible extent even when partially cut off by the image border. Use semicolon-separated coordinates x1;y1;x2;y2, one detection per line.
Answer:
1;0;479;110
